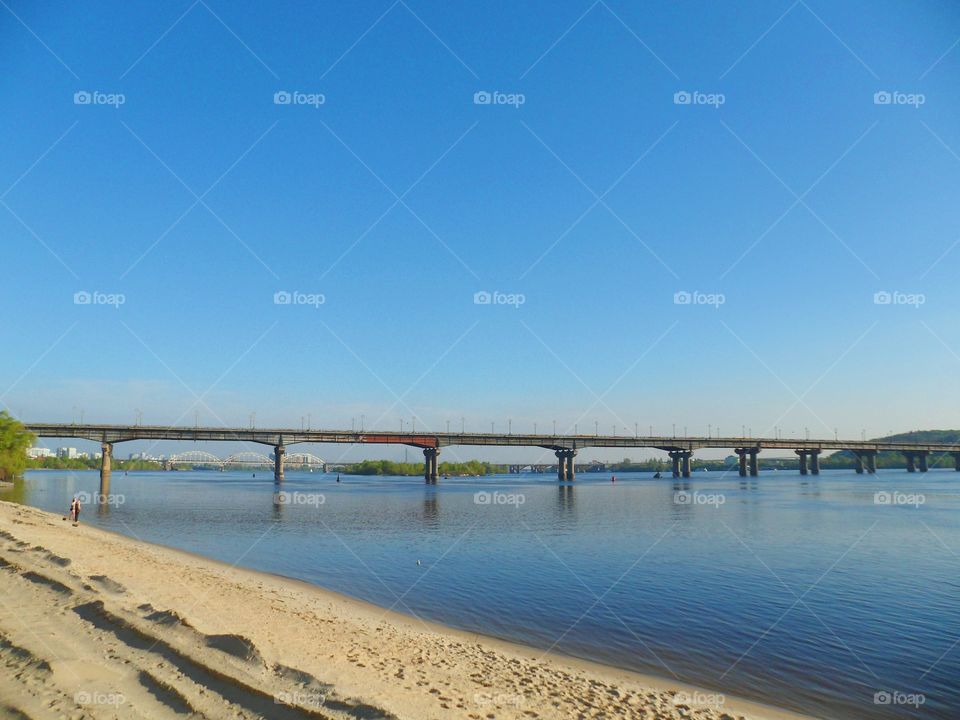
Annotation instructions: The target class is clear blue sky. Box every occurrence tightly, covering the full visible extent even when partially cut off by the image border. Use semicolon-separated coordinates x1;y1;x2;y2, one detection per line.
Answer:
2;0;959;461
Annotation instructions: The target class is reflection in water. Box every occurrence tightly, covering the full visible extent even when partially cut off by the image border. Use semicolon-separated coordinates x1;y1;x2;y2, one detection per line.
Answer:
421;489;439;528
556;483;575;515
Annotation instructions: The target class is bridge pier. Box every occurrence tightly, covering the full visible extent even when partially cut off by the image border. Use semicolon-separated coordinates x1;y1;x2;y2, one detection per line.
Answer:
749;450;759;476
918;451;928;472
953;452;960;471
809;449;820;475
555;450;576;481
796;450;808;475
668;451;691;478
904;452;916;473
735;449;748;477
274;445;285;483
99;442;112;497
856;451;877;474
424;447;439;483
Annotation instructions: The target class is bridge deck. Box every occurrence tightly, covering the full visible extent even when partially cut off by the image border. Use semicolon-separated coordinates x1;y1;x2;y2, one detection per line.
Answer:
24;423;960;454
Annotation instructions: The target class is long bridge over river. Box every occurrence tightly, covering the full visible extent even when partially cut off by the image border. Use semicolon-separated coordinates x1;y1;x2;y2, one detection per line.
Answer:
25;423;960;495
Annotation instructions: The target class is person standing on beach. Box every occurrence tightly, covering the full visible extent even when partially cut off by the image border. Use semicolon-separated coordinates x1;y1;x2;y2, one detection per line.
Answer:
70;496;80;523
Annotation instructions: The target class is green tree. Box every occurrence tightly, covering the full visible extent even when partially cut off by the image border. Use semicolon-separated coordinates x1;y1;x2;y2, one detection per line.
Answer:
0;412;34;482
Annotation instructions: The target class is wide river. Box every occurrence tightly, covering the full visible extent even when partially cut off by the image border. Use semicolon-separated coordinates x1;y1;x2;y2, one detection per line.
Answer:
4;468;957;719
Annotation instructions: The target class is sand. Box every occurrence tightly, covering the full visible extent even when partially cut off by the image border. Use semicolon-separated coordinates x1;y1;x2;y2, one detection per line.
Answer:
0;501;815;720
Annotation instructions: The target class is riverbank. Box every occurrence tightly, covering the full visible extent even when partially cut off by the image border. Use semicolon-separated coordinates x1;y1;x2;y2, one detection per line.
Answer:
0;501;814;720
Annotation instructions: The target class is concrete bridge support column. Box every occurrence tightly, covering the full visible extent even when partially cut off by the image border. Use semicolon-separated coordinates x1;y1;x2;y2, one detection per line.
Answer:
796;450;808;475
904;453;916;473
669;452;681;479
918;451;928;473
556;451;567;481
680;452;692;478
953;452;960;471
735;449;748;477
274;445;285;483
809;450;820;475
565;450;577;481
854;453;864;474
424;448;439;483
865;452;877;474
749;450;759;477
99;442;112;497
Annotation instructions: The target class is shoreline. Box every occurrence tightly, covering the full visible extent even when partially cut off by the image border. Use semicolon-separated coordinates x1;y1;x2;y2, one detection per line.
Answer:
0;500;815;720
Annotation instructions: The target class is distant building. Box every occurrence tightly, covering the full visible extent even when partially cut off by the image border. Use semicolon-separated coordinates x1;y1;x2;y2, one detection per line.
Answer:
26;447;54;459
57;447;78;459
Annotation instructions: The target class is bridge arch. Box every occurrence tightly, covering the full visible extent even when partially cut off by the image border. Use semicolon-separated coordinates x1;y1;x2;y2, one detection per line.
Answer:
224;452;274;467
168;451;223;467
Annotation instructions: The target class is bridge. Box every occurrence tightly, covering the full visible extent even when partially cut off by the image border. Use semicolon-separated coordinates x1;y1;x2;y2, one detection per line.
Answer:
166;451;327;471
25;423;960;496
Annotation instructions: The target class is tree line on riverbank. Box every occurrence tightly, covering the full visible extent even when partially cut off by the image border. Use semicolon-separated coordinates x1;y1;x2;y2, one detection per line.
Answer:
0;412;33;482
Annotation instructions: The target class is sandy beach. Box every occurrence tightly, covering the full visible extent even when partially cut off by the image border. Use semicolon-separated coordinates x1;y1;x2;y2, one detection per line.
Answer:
0;501;814;720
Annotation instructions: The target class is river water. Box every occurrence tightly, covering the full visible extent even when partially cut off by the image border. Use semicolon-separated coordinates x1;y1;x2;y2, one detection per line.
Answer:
4;468;957;719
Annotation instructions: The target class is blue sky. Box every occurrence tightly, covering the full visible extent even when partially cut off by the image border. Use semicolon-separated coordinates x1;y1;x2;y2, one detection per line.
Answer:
2;0;960;461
